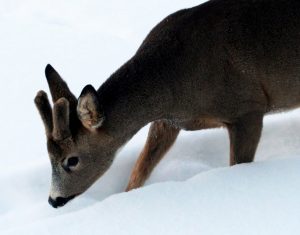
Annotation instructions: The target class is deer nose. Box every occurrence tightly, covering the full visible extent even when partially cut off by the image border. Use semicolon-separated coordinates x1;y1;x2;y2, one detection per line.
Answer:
48;195;76;208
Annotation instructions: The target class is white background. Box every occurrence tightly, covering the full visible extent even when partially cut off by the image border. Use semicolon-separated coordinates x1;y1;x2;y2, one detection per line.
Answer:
0;1;300;234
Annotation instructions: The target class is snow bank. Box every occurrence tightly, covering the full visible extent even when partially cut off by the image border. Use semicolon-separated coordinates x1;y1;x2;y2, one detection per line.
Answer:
1;110;300;235
3;158;300;235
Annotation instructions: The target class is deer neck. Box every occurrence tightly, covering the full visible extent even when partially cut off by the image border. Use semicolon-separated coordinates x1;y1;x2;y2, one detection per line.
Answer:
97;56;173;142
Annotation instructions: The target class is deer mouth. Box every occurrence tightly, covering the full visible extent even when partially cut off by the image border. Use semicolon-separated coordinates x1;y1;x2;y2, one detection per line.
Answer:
48;194;78;208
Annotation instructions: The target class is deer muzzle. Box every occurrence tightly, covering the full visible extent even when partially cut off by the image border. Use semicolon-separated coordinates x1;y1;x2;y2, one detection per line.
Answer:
48;194;77;208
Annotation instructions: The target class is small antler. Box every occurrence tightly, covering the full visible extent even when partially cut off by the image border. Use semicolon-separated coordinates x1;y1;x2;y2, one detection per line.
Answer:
34;90;53;137
52;98;71;141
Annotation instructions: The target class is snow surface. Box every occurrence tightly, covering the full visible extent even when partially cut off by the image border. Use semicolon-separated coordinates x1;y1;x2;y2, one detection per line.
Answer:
1;1;300;234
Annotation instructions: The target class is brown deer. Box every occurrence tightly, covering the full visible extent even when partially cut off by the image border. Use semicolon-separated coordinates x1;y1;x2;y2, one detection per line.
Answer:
35;0;300;208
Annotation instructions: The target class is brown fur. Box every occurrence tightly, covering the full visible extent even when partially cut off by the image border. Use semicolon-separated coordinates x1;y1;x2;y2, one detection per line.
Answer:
126;121;180;191
227;112;263;166
35;0;300;208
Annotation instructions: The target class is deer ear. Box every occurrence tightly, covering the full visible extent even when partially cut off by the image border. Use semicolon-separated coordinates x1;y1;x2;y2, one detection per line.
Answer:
45;64;77;108
77;85;104;131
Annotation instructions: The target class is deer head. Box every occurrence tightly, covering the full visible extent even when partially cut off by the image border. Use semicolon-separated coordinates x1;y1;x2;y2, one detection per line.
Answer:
35;65;117;208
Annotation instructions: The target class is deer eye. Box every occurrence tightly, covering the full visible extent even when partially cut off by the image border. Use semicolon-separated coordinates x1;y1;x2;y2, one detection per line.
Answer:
62;156;79;172
67;157;79;167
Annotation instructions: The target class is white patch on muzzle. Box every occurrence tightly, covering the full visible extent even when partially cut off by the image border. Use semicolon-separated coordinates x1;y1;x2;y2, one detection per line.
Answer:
49;181;62;199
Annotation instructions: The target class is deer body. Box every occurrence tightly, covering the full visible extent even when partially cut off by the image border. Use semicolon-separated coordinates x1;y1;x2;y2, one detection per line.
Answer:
35;0;300;208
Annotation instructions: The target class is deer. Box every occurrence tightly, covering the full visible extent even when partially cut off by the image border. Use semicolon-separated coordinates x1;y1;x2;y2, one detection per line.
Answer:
35;0;300;208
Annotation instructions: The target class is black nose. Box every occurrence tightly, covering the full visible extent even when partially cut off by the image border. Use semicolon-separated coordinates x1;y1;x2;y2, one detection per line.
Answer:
48;195;76;208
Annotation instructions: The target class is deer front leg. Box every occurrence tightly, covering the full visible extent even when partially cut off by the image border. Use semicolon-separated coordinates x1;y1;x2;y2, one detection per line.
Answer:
126;120;180;191
227;112;264;166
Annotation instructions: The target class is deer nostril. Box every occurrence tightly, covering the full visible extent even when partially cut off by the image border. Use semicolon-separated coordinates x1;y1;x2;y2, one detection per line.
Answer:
48;196;59;208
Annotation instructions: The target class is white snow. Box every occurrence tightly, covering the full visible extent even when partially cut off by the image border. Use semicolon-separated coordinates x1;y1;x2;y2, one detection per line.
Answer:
0;1;300;234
